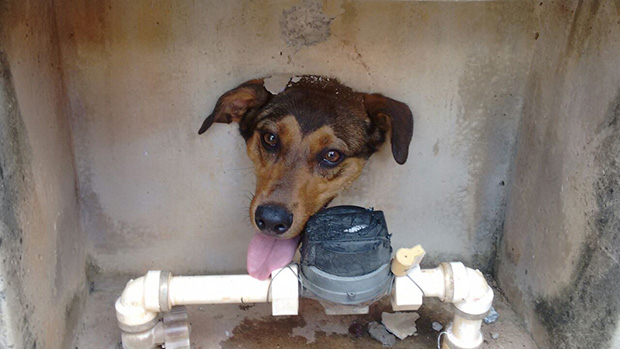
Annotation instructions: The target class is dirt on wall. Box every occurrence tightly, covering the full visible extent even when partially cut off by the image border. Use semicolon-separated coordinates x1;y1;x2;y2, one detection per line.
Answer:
0;47;38;349
492;1;620;348
534;90;620;349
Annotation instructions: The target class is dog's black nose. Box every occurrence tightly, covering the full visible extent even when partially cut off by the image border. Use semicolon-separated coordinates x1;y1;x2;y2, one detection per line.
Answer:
255;204;293;235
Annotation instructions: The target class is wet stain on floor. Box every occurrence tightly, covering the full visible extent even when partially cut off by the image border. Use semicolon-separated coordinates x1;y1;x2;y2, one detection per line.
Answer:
220;298;447;349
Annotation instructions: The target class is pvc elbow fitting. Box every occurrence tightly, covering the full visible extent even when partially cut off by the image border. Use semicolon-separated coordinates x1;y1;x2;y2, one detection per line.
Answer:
116;270;172;331
115;276;159;330
452;265;494;317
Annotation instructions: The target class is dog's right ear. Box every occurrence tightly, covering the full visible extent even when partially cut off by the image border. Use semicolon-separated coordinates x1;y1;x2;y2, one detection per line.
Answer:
198;79;271;136
364;93;414;165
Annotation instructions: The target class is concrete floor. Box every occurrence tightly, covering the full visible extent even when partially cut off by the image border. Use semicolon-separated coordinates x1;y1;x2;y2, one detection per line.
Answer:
76;276;537;349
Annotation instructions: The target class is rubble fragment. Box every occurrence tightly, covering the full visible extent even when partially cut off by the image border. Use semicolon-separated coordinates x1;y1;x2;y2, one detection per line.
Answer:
368;321;396;347
484;306;499;324
381;312;420;340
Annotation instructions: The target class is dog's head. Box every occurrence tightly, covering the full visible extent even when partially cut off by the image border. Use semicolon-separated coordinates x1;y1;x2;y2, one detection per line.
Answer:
199;76;413;240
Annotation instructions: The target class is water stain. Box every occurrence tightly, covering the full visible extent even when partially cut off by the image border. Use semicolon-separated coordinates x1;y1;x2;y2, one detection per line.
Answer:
535;89;620;349
221;298;446;349
565;0;603;58
456;51;528;272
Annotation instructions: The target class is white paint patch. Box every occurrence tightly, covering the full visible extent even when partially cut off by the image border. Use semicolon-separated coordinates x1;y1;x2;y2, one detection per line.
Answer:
264;74;294;94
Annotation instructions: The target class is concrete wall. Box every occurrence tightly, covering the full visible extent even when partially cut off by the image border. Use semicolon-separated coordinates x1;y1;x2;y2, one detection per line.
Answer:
496;1;620;348
55;0;535;275
5;0;620;348
0;1;87;348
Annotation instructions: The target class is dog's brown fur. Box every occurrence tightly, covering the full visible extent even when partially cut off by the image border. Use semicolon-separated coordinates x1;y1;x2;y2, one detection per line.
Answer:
199;76;414;239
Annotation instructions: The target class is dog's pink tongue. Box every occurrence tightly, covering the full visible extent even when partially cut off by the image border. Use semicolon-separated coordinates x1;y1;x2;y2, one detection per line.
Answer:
247;233;301;280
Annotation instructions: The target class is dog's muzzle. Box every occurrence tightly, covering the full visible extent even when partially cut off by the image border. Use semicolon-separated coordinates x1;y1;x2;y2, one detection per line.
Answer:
254;204;293;236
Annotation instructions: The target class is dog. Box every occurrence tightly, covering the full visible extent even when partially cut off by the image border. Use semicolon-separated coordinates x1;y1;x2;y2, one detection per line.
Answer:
198;75;413;279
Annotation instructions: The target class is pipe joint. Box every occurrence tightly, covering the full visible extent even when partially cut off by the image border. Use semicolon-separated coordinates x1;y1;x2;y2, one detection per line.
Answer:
439;262;455;302
159;270;172;312
441;265;494;349
115;275;159;329
452;267;493;317
120;306;190;349
392;262;493;349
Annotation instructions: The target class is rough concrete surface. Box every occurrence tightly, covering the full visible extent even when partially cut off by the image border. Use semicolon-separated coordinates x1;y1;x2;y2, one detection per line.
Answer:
53;0;535;276
496;1;620;348
280;0;333;48
0;46;37;349
75;276;537;349
0;0;87;348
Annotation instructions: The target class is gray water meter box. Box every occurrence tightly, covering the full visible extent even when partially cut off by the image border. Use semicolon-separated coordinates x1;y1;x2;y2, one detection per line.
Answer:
299;206;393;305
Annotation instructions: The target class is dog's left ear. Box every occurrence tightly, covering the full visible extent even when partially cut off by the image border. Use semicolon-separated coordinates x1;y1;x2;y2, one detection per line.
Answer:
364;93;414;165
198;79;271;136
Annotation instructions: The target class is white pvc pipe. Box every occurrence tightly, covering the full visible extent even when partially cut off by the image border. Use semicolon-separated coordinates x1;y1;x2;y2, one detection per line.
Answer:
444;264;493;349
116;261;492;349
393;262;493;349
451;315;483;344
116;266;299;332
408;266;446;299
168;275;272;305
116;276;158;328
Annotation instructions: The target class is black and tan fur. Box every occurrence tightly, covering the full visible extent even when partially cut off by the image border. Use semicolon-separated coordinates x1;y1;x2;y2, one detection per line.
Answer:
198;76;414;239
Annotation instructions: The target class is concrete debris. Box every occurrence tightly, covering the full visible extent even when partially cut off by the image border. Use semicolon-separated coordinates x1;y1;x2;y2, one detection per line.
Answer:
484;306;499;324
381;311;420;340
491;332;500;340
432;321;443;332
368;321;396;347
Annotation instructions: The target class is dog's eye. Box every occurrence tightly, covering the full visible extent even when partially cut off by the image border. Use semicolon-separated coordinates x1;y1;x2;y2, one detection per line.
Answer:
261;132;278;149
320;150;344;167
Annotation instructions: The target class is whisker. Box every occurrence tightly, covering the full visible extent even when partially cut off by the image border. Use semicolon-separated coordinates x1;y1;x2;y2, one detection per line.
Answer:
224;166;255;172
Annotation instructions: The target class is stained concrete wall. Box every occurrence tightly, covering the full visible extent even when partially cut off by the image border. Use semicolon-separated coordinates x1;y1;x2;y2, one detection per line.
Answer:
5;1;619;348
496;1;620;348
54;0;536;276
0;1;87;348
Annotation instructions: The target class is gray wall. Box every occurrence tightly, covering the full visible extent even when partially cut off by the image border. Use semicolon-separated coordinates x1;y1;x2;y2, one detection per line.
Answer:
0;1;87;348
496;1;620;348
2;0;620;348
55;0;535;275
